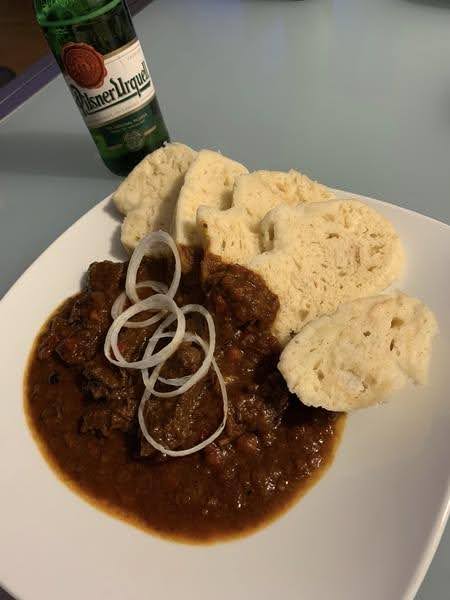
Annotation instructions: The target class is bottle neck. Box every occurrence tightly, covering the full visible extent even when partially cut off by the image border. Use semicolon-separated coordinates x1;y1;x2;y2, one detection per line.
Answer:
36;0;123;27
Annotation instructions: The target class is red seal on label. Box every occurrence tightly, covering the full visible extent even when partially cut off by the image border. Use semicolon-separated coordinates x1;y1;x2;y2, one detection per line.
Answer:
61;42;107;89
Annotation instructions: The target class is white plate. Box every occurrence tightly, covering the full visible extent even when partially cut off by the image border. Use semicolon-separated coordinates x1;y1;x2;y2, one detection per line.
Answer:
1;193;449;600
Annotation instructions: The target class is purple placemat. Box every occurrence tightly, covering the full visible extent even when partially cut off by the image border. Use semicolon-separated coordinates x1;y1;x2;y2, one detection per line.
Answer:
0;0;153;122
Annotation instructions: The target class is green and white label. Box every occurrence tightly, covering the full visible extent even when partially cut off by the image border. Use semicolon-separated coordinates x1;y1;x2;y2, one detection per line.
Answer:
65;39;155;128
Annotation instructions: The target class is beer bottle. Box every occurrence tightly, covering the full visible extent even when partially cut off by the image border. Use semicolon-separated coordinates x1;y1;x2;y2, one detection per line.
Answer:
34;0;170;176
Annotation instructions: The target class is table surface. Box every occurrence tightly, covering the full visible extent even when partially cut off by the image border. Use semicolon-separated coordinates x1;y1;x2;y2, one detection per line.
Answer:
0;0;449;598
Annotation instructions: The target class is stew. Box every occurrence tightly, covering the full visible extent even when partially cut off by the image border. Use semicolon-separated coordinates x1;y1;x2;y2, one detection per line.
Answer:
25;254;344;542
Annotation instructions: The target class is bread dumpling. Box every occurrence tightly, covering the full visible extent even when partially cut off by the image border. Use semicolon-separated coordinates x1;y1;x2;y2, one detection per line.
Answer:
233;169;335;230
113;142;197;251
174;149;248;247
249;199;405;344
278;293;438;411
196;168;335;265
197;205;260;266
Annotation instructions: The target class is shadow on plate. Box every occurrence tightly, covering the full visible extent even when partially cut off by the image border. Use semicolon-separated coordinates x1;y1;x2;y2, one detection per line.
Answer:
76;204;125;288
0;131;114;180
103;201;128;261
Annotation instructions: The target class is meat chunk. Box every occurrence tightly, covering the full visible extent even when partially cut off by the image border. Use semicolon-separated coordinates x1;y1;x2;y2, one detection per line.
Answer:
38;313;74;359
87;261;126;295
81;387;140;436
56;328;100;364
205;262;279;337
116;327;151;363
42;262;151;366
162;342;203;378
55;291;112;364
81;355;128;399
138;372;223;455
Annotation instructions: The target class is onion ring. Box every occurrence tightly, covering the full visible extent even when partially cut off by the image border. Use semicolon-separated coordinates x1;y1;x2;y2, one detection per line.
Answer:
104;230;228;458
104;294;186;369
141;304;216;397
138;333;228;457
126;231;180;303
111;280;168;326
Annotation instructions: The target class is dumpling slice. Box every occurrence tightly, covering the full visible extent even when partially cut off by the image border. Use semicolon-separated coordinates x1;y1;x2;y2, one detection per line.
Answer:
278;293;437;411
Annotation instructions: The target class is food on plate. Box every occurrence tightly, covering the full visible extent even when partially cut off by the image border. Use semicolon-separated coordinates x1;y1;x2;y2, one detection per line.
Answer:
26;233;344;541
201;199;404;344
197;205;260;265
233;169;335;229
196;168;335;266
25;143;437;544
173;149;248;247
279;293;437;411
114;142;197;251
114;142;196;215
120;207;151;254
250;200;405;343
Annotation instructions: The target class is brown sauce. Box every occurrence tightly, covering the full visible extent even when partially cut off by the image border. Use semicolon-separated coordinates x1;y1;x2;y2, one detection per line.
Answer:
25;255;345;543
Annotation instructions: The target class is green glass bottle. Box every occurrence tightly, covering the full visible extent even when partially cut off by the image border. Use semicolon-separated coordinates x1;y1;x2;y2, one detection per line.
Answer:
34;0;170;176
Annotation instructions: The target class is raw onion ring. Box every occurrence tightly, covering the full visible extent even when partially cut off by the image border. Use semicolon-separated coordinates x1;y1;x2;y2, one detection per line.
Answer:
104;294;186;369
138;332;228;458
111;280;168;326
141;304;216;397
126;231;180;304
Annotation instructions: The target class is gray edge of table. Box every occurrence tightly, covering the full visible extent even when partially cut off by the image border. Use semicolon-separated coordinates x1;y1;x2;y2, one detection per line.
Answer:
0;0;449;598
